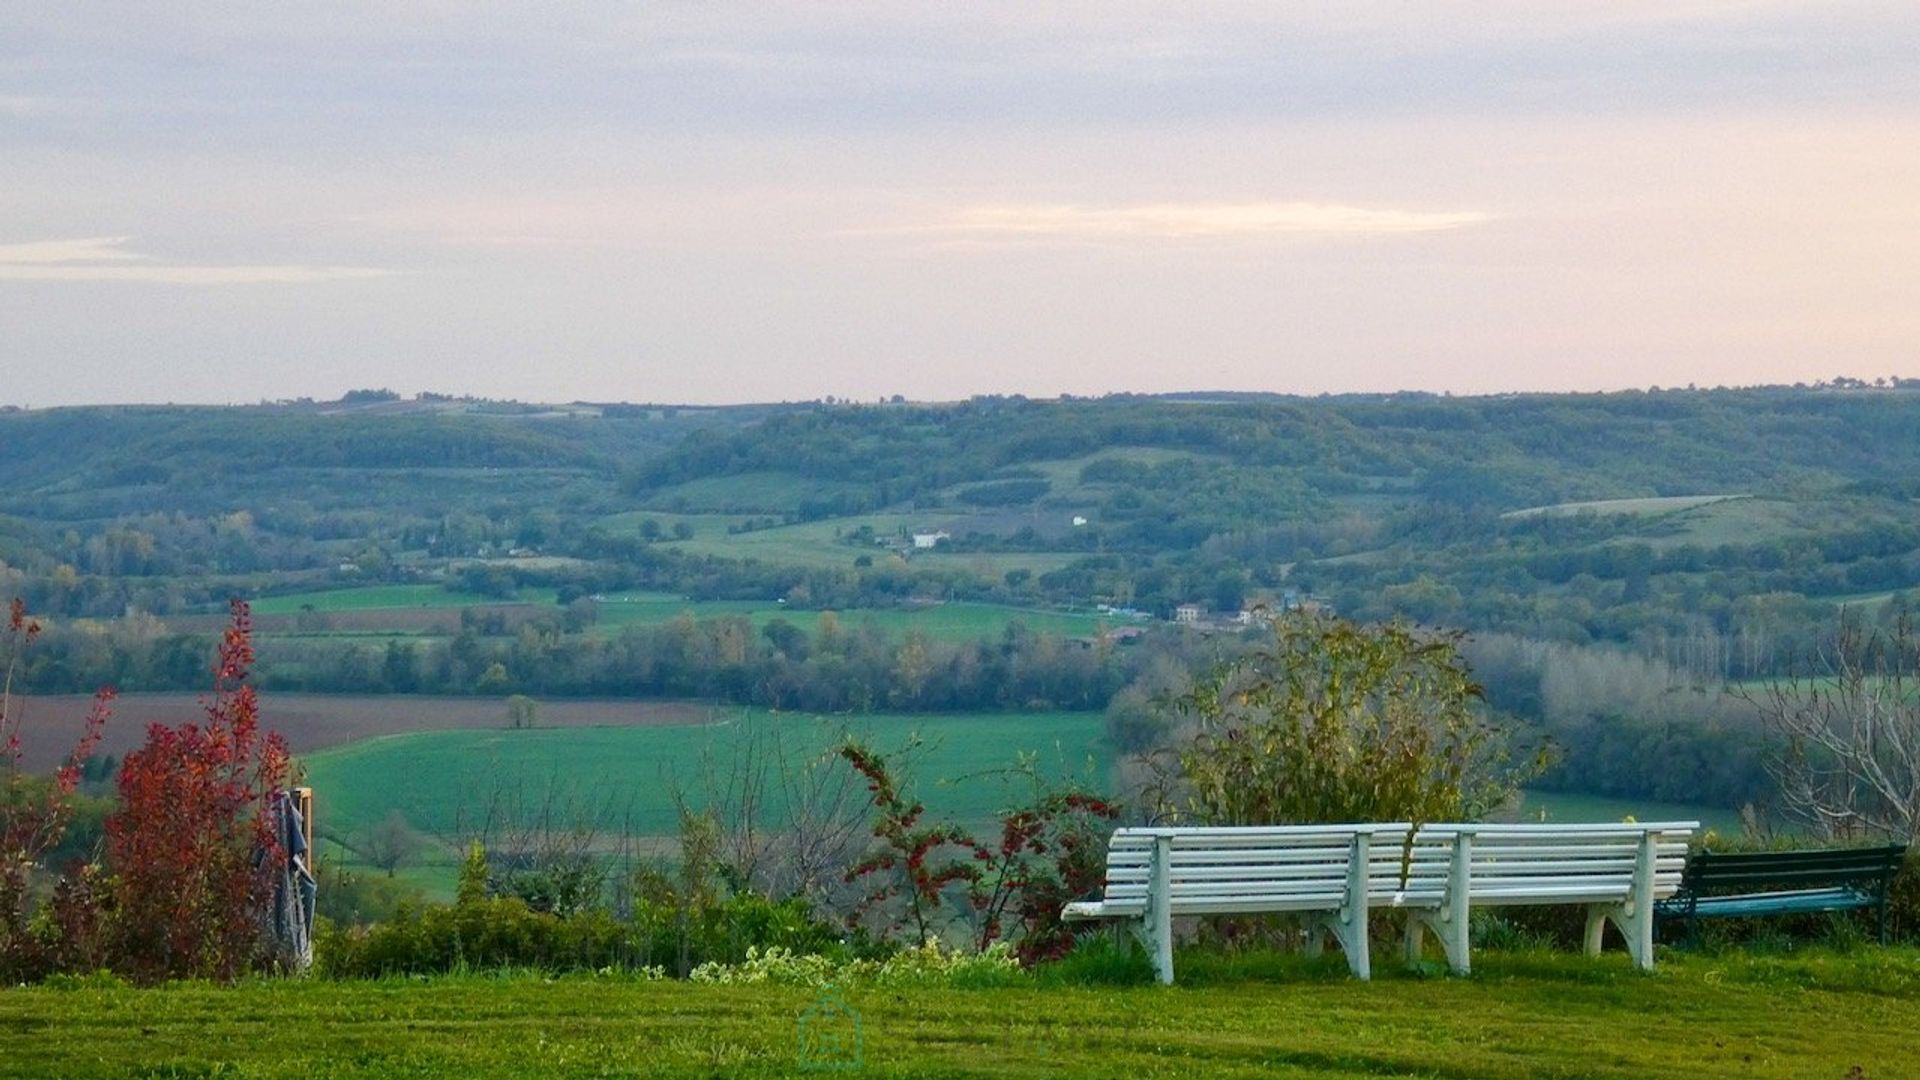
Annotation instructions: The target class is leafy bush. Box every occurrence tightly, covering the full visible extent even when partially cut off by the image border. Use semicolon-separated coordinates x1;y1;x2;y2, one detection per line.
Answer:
107;601;293;982
319;857;850;979
1;599;111;984
1151;612;1545;826
315;865;425;928
967;780;1119;964
317;897;645;977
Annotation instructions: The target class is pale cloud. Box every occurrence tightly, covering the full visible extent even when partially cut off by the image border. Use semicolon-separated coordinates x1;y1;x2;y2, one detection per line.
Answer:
927;202;1493;241
0;236;145;263
0;235;390;285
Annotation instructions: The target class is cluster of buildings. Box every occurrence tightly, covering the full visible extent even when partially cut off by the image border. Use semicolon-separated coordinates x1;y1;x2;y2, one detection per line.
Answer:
1171;592;1333;631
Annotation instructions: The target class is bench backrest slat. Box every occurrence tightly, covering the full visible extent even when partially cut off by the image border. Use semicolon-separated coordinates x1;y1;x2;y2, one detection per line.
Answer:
1680;844;1907;892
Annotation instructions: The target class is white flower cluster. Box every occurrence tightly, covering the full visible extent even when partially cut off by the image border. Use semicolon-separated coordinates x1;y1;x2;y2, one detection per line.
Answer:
687;940;1020;988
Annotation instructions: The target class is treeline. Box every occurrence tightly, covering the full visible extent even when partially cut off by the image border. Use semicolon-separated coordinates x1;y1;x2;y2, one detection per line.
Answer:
1463;634;1770;809
17;610;1197;714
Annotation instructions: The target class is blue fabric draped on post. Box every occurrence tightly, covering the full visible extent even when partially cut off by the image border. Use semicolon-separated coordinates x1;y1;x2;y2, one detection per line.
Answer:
266;790;317;972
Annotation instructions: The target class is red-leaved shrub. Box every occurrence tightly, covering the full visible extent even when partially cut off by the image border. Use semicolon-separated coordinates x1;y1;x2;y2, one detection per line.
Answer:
107;600;291;981
1;599;111;982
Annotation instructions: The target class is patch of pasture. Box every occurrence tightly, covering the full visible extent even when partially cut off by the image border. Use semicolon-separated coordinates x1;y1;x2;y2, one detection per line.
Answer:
1502;493;1748;520
250;584;556;615
300;709;1111;843
657;513;1082;576
589;598;1126;642
639;470;873;514
592;509;754;540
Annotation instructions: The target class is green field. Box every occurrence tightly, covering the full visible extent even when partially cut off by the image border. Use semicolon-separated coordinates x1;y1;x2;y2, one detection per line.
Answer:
643;470;875;513
251;584;555;614
594;509;754;540
591;597;1128;642
652;513;1083;575
1508;790;1743;836
303;709;1110;843
250;585;1129;646
5;950;1918;1077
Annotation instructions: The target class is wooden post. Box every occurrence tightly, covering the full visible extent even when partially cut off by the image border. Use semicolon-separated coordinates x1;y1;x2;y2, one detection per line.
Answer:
294;786;314;866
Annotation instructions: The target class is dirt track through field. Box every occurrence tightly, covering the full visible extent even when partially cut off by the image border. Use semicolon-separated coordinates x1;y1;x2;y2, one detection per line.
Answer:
8;694;722;770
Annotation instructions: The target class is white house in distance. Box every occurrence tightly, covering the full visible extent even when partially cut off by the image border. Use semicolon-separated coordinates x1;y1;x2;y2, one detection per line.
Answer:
911;531;951;550
1174;603;1204;624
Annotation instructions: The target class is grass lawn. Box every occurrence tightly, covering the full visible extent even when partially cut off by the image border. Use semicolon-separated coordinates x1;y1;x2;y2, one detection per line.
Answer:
251;584;557;614
4;950;1918;1077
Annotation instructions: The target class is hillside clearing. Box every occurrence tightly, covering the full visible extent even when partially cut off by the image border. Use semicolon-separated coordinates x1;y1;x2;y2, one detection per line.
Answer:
1501;494;1747;519
3;951;1916;1078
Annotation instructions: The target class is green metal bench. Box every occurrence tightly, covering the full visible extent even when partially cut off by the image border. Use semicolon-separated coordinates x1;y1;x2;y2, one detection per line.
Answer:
1655;844;1908;945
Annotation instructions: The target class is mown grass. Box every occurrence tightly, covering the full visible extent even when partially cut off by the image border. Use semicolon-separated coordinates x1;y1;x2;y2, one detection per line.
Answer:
3;949;1917;1077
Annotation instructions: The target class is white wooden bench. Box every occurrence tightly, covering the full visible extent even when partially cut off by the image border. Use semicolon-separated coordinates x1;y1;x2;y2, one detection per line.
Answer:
1062;821;1697;983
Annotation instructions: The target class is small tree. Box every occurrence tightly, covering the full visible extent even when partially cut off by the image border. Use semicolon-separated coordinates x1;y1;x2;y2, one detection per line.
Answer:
456;841;489;906
1153;612;1542;827
358;809;422;878
1746;611;1920;840
505;694;538;729
107;600;291;982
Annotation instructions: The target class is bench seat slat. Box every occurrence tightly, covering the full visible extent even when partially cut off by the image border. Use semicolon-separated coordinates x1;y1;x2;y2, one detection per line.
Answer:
1666;887;1876;918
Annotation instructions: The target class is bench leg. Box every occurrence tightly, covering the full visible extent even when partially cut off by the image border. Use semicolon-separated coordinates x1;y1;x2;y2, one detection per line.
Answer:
1306;833;1373;979
1585;903;1653;971
1584;833;1658;972
1138;834;1175;985
1126;916;1173;985
1307;910;1369;979
1409;909;1470;975
1417;832;1474;976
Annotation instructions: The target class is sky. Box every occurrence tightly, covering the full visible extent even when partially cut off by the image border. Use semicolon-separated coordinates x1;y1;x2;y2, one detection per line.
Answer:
1;3;1916;406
